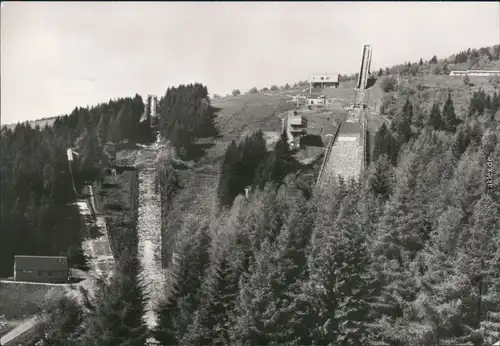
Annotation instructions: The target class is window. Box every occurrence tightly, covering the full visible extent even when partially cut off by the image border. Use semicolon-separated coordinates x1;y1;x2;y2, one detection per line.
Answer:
320;77;324;80
326;77;330;80
48;271;52;276
19;269;35;274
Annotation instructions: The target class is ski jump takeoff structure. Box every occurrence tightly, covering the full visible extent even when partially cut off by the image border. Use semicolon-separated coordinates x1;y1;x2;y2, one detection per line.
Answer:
316;45;372;187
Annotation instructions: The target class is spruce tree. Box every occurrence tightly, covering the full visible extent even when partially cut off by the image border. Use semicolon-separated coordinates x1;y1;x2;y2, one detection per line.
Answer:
427;103;445;131
368;154;395;199
80;261;149;346
304;192;376;345
451;127;468;161
183;247;240;346
373;123;398;165
217;141;240;208
456;194;500;345
396;116;412;147
402;98;414;124
155;220;211;343
442;94;460;132
39;296;85;346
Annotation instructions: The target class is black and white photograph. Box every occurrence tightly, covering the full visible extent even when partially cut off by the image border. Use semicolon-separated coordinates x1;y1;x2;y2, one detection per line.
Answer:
1;1;500;345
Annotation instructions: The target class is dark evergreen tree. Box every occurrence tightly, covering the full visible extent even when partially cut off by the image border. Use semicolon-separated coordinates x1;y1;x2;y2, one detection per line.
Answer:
402;98;414;124
155;220;211;343
442;93;460;132
451;127;469;160
302;191;377;345
373;123;398;165
217;131;268;208
255;131;297;189
80;258;149;346
368;154;395;199
427;103;445;131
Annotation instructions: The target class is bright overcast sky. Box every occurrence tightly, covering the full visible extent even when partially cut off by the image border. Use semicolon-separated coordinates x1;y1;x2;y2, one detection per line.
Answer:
1;1;499;124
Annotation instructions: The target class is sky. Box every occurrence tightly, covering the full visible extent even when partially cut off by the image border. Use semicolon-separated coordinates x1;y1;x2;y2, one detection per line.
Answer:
1;1;499;124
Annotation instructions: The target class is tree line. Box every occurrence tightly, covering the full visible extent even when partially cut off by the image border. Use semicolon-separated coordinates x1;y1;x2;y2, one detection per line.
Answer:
38;81;500;346
157;83;219;159
217;130;301;209
156;85;500;346
0;94;155;277
3;48;499;345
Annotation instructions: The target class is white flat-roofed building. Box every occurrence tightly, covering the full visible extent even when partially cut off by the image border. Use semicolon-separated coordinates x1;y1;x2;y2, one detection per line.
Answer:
449;70;500;77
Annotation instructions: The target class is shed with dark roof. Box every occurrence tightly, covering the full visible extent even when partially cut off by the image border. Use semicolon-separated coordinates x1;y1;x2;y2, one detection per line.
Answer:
13;255;69;283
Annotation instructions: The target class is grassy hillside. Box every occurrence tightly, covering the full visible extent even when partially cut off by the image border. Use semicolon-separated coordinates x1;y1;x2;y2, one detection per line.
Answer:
0;282;66;320
2;117;58;130
377;74;499;121
165;82;359;237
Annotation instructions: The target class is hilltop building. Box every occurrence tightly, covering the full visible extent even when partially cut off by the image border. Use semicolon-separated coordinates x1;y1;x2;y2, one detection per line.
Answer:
309;73;340;93
449;70;500;77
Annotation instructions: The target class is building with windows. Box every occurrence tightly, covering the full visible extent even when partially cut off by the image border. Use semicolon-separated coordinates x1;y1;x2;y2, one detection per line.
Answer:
282;110;308;150
307;95;326;106
309;73;340;93
449;70;500;77
13;255;69;283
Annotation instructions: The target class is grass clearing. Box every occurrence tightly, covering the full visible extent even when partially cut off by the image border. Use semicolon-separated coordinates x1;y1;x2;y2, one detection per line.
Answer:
0;282;66;320
168;83;359;229
96;168;138;258
381;74;498;120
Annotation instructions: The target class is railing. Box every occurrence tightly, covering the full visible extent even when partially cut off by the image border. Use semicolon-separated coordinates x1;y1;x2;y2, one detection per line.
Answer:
357;45;372;91
360;114;368;174
317;45;372;186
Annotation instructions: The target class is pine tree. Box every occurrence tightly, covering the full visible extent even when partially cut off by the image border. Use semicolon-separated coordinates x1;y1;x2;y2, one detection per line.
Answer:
442;94;460;132
419;58;424;66
155;280;181;346
95;115;108;147
427;103;445;131
370;151;434;344
451;127;468;161
116;101;133;142
304;192;376;345
107;116;122;143
217;141;241;208
471;195;500;345
234;196;315;345
39;296;85;346
156;220;211;343
368;154;395;199
402;98;414;124
183;246;240;346
80;259;149;346
395;116;412;147
256;132;296;189
373;123;398;165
